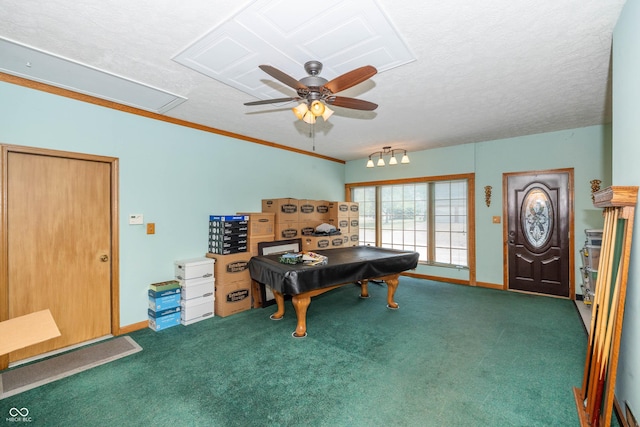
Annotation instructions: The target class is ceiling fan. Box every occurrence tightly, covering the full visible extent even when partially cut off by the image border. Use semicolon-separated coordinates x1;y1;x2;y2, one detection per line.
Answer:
244;60;378;123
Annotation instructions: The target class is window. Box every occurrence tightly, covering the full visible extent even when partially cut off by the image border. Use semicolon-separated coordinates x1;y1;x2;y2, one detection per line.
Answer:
349;175;472;267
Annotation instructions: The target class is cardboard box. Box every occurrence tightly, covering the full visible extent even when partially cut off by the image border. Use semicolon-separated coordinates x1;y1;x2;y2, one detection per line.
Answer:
208;234;248;244
207;245;248;255
181;295;215;323
262;198;299;221
298;199;315;215
148;287;181;299
148;312;181;331
209;224;249;235
316;200;330;220
329;235;346;248
328;201;349;218
149;293;181;311
237;212;275;236
209;215;249;225
298;200;326;221
275;221;299;239
179;278;215;300
248;234;275;256
348;202;360;217
149;280;180;292
348;218;360;234
208;228;249;237
300;220;321;236
147;305;181;318
207;252;252;285
328;217;349;232
0;309;61;356
174;257;214;280
302;236;331;251
347;233;360;246
208;238;248;249
215;280;252;317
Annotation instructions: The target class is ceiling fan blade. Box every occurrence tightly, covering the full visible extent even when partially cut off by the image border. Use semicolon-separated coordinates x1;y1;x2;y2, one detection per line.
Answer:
326;96;378;111
323;65;377;94
244;97;299;106
259;65;307;90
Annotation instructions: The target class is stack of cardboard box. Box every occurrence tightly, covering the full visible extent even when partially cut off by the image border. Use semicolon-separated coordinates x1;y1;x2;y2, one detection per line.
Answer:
175;257;215;325
148;280;181;331
346;202;360;246
298;199;330;236
237;212;276;308
208;215;249;255
206;215;253;317
262;198;302;240
206;251;253;317
299;201;360;251
237;212;275;256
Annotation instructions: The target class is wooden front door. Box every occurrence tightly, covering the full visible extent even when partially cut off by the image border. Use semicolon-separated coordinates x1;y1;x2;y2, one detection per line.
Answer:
505;170;573;297
1;146;118;365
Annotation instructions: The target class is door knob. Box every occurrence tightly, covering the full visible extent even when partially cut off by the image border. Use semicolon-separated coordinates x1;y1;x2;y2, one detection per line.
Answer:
100;255;109;262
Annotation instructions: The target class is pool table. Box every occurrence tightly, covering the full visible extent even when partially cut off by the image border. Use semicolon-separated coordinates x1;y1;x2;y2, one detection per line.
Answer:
248;245;420;337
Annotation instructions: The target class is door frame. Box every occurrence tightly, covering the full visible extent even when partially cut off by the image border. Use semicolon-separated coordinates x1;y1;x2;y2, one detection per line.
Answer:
501;168;575;298
0;144;120;356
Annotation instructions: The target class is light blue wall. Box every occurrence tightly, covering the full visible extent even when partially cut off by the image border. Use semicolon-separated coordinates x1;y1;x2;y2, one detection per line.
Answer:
0;75;618;330
0;82;346;326
346;125;611;287
612;0;640;417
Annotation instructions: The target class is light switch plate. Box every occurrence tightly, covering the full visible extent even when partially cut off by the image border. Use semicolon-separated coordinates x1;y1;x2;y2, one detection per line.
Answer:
129;214;143;225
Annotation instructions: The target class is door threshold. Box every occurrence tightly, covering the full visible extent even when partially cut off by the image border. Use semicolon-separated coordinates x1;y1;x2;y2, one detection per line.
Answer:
8;335;114;368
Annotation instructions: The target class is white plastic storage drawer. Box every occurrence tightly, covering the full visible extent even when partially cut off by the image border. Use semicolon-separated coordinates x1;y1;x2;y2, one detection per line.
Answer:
179;278;214;300
174;257;214;280
181;295;214;323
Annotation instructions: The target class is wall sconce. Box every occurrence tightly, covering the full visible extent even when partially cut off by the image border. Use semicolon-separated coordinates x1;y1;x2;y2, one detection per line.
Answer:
590;179;601;202
484;186;492;207
366;146;410;168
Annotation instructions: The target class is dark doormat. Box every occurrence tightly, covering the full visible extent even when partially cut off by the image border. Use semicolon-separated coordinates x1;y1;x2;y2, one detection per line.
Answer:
0;336;142;399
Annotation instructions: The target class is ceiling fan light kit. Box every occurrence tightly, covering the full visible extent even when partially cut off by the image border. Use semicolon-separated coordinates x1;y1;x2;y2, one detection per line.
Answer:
245;60;378;125
367;146;410;168
292;100;334;123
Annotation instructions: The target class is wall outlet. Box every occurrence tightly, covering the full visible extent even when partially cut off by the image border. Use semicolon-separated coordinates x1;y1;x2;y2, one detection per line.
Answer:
146;223;155;235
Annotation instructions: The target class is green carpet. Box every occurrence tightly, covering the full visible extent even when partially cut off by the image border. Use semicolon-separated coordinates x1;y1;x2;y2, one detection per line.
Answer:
0;278;589;426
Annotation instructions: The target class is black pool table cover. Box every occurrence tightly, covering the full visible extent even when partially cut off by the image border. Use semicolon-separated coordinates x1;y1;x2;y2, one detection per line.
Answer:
248;245;420;295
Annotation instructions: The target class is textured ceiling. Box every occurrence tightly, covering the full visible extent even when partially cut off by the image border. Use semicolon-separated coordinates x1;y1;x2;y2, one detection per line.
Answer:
0;0;627;161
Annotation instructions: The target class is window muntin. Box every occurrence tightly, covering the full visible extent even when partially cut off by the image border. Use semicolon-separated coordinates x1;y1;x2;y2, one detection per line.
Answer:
350;178;468;267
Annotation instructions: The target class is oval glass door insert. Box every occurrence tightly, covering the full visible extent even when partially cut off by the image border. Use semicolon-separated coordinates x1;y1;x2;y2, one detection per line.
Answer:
521;188;553;248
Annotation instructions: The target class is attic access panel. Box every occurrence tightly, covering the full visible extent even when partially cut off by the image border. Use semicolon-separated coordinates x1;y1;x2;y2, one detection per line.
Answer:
0;37;186;114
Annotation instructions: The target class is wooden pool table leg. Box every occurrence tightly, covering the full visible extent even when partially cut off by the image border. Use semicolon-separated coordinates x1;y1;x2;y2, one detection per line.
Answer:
290;284;344;337
384;274;400;309
270;290;286;320
360;279;370;298
291;294;311;337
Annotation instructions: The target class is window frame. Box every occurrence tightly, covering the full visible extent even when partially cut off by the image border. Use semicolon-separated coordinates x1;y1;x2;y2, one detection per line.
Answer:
346;174;475;273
